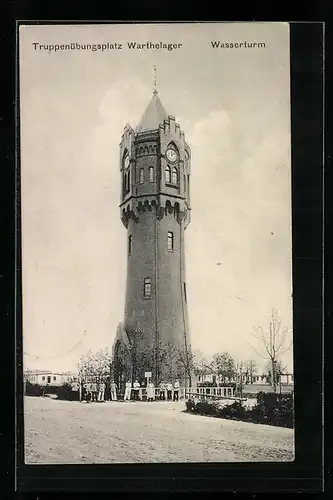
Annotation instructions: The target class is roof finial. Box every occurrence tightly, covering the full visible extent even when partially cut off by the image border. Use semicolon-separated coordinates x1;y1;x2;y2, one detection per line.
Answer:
153;65;157;95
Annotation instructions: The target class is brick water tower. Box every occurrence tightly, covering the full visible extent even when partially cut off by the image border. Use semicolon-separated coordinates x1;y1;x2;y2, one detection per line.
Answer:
112;85;191;388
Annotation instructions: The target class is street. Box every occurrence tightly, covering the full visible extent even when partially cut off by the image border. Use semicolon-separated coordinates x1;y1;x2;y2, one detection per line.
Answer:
24;396;294;464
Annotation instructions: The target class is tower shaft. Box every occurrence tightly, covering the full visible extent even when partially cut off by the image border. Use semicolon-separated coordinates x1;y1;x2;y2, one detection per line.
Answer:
113;93;191;386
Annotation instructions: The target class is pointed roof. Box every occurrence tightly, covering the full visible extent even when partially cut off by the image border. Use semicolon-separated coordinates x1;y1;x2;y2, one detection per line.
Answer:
136;92;168;133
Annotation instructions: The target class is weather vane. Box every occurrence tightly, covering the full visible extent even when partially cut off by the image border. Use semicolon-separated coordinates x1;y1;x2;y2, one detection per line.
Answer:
153;65;157;94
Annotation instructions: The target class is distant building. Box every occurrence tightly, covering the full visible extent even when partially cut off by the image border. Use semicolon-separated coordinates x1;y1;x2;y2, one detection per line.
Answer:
196;372;293;386
24;369;77;387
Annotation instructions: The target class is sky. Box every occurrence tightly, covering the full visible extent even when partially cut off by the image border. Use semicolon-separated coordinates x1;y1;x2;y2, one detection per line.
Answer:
19;22;293;374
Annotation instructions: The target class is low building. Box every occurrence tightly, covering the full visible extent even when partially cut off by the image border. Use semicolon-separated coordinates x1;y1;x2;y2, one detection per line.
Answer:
195;372;293;387
24;369;77;387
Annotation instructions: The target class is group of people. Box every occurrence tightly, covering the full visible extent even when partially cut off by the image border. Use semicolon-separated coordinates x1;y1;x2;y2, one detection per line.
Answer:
82;379;118;403
123;379;180;402
81;378;181;402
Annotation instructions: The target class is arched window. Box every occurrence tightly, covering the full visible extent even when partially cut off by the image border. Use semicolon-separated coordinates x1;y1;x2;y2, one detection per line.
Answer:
167;231;174;251
165;165;171;183
139;168;144;184
149;166;154;183
144;278;152;298
128;235;132;255
172;167;178;185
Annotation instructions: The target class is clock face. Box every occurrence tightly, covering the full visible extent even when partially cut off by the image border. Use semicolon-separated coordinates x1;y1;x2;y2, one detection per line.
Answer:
124;155;130;169
166;148;178;163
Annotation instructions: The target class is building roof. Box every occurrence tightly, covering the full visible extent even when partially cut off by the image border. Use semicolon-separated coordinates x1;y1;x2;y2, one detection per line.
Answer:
135;92;169;133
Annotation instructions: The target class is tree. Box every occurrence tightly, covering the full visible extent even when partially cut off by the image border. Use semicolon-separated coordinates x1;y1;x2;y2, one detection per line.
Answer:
176;344;195;390
192;349;214;378
77;347;112;382
115;330;158;385
158;341;182;383
234;360;245;397
212;352;236;383
243;359;258;384
251;308;292;393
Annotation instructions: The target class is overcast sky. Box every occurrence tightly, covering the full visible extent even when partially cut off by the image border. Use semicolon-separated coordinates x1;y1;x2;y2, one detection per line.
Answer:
20;22;293;373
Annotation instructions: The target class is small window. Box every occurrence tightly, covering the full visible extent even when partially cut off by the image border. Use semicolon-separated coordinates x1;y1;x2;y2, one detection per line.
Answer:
124;171;130;193
165;165;171;183
47;376;51;383
167;231;174;251
128;235;132;255
172;167;178;185
144;278;152;298
139;168;144;184
53;376;56;381
42;376;45;381
149;166;154;182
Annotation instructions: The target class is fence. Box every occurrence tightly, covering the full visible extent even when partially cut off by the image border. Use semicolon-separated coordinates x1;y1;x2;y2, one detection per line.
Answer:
189;386;236;398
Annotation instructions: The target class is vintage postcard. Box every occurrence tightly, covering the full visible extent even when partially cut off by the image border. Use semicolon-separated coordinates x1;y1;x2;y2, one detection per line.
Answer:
19;22;294;465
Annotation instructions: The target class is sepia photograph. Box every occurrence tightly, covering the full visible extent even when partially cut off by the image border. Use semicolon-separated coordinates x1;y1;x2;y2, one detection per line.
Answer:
19;22;294;465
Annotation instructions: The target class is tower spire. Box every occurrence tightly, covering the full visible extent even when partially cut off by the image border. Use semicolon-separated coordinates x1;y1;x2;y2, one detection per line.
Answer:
153;65;157;95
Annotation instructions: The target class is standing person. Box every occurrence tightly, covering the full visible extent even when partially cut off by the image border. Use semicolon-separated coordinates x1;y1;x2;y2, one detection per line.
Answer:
159;381;166;400
84;381;91;403
98;380;105;402
124;380;132;401
147;381;155;402
80;380;86;402
110;381;117;401
133;379;140;401
91;379;98;402
173;379;180;401
166;382;173;401
105;378;111;401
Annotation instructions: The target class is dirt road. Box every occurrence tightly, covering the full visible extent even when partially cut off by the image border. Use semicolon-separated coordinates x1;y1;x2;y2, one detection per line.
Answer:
24;396;294;464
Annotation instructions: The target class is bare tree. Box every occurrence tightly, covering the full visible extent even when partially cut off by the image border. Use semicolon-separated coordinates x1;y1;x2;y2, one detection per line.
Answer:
176;344;195;390
192;349;214;379
251;308;292;393
243;359;258;384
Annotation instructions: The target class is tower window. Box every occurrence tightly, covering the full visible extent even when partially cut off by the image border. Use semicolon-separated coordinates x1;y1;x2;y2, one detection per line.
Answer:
124;171;130;194
144;278;152;298
149;166;154;183
128;235;132;255
167;231;174;251
139;168;144;184
172;167;178;185
165;165;171;184
183;282;187;303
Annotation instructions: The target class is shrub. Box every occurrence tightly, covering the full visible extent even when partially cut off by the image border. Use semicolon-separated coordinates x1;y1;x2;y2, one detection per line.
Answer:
217;401;247;420
51;382;79;401
195;400;219;416
251;391;294;428
25;381;43;397
185;392;294;428
185;398;196;411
